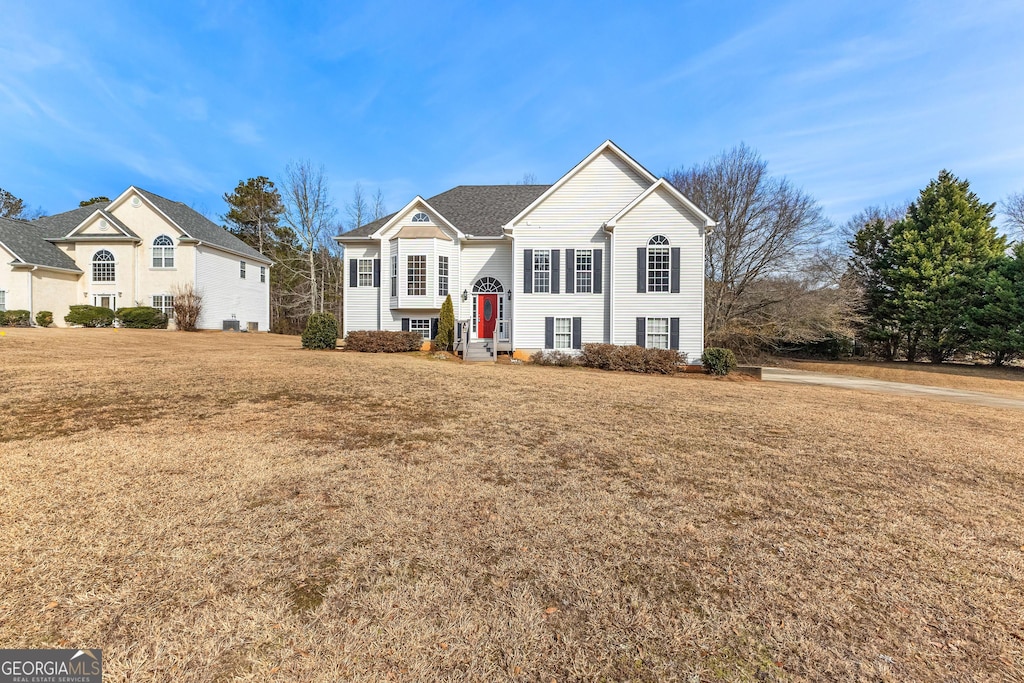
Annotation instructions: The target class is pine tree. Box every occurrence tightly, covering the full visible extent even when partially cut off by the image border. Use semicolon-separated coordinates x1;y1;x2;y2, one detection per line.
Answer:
886;170;1005;363
967;244;1024;365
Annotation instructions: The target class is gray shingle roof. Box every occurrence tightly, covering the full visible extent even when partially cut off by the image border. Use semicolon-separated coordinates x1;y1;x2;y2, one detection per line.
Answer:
0;217;82;271
342;185;550;238
135;188;271;263
34;206;139;239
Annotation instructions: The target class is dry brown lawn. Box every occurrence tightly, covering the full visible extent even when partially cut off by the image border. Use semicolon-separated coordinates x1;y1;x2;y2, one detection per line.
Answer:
1;329;1022;682
777;358;1024;398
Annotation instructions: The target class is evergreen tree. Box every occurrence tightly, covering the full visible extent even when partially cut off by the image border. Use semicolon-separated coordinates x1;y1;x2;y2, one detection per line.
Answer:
79;196;110;207
0;187;27;218
849;215;902;359
967;244;1024;365
886;170;1005;363
436;294;455;351
223;176;287;255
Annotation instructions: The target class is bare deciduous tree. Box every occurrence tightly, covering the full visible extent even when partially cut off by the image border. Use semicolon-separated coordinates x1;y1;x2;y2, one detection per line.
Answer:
282;161;338;315
171;282;204;331
371;188;387;221
667;144;832;348
1004;191;1024;238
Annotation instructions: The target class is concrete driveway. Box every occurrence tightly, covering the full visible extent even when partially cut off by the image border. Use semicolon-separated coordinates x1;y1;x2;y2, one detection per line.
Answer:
762;367;1024;411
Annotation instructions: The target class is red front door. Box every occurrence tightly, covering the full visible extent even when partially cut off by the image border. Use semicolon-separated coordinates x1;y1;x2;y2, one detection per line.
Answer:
478;294;498;339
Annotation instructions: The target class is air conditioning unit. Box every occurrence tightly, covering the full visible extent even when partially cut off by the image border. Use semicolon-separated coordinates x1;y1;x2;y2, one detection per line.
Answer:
246;322;259;332
222;320;240;332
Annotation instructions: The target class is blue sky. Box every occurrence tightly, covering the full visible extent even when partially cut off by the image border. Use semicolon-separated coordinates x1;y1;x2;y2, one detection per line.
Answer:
1;0;1023;232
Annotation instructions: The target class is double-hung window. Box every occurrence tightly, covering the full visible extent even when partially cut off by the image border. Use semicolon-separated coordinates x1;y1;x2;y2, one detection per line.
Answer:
647;317;670;349
260;266;266;283
240;261;247;279
358;259;374;287
407;255;426;295
554;317;573;349
533;249;551;293
390;255;398;297
647;235;670;292
575;249;593;293
438;255;449;296
0;290;5;311
153;295;175;318
410;318;431;339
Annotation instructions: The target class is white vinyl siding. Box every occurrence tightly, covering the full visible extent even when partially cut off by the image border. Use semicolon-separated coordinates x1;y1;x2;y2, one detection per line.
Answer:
342;242;381;335
612;184;706;362
196;246;270;331
459;242;511;323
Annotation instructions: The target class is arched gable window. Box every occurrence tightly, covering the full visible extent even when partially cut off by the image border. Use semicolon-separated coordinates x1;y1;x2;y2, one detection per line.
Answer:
647;235;670;292
152;235;175;268
411;212;430;223
92;250;116;282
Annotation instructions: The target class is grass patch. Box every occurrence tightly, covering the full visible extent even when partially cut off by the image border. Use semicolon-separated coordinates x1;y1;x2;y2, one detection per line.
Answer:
0;329;1022;680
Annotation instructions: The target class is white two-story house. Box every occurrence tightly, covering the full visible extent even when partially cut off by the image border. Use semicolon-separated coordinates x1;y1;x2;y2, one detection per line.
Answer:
337;141;714;361
0;186;271;329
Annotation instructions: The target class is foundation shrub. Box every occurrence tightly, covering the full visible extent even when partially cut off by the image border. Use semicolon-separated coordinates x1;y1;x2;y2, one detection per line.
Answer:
115;306;169;329
64;305;115;328
702;347;738;376
301;312;339;350
530;350;577;366
345;330;424;353
34;311;53;327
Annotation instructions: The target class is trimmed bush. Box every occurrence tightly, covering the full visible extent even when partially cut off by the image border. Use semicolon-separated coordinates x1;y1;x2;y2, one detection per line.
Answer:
530;350;577;367
301;312;339;350
65;305;115;328
35;311;54;327
115;306;168;329
344;329;423;353
701;347;737;376
577;343;686;374
1;309;31;327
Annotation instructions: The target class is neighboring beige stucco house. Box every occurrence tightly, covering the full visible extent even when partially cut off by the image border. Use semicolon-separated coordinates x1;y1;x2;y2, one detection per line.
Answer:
0;186;272;329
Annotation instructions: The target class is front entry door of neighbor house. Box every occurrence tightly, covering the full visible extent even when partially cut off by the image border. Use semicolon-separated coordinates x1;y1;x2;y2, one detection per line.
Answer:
93;294;116;310
478;294;498;339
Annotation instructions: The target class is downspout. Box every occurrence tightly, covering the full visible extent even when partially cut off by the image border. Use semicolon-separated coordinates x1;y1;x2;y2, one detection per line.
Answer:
28;266;35;324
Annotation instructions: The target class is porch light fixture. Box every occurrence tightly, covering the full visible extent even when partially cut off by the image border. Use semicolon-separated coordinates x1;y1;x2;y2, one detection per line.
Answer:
462;289;468;301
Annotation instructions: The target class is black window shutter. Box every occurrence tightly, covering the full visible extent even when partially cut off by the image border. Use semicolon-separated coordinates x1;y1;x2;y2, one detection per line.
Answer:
523;249;533;293
572;317;582;349
430;317;438;339
401;318;410;332
565;249;575;294
670;317;680;350
545;317;554;349
637;248;646;293
373;258;381;288
551;249;560;294
593;249;603;294
349;259;358;288
636;317;646;347
670;248;681;293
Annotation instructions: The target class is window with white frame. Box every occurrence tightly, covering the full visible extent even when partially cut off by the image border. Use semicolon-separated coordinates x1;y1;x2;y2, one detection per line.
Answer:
407;255;426;295
0;290;5;311
411;212;430;223
390;255;397;297
647;317;670;349
240;261;246;279
410;318;431;339
438;255;449;296
153;295;175;318
152;235;175;268
575;249;593;293
533;249;551;293
647;235;670;292
260;266;266;283
92;250;115;282
554;317;572;349
358;259;374;287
